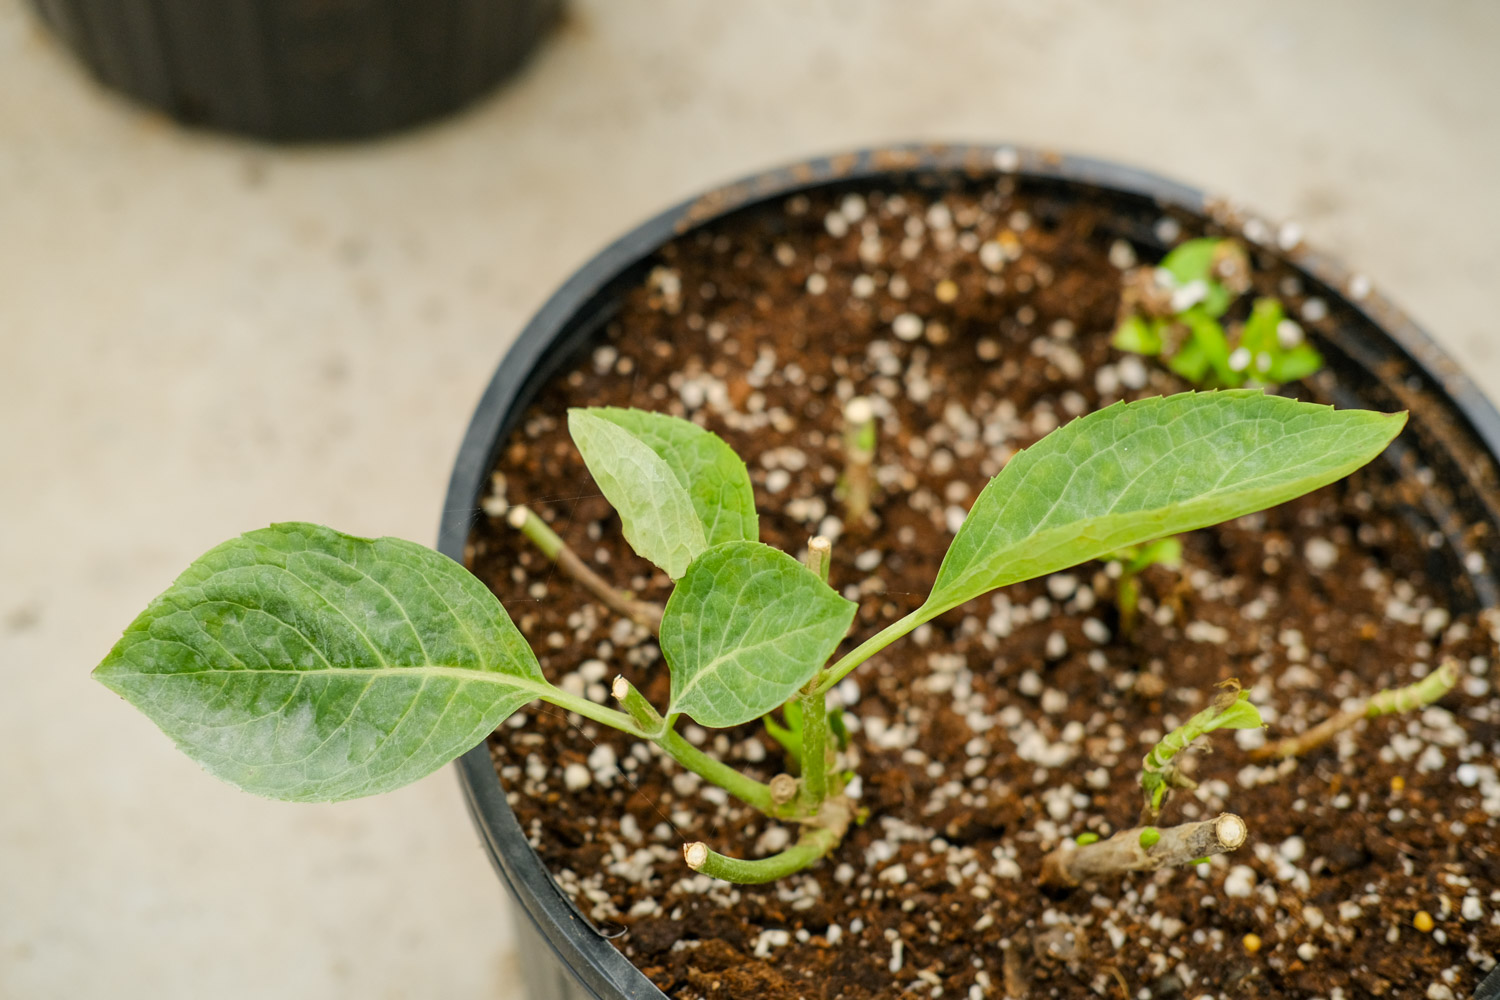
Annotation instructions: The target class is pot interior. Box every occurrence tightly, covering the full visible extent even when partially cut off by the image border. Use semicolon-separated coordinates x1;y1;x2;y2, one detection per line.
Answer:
449;148;1500;999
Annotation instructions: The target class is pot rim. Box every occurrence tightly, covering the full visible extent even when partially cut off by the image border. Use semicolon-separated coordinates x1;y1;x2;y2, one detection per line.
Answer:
439;142;1500;1000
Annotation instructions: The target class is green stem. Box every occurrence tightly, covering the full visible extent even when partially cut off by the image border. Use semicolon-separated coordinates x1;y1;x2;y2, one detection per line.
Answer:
605;676;781;816
658;723;778;816
1118;569;1139;636
1254;659;1460;761
507;505;663;631
611;675;666;737
1367;660;1460;717
535;689;647;738
547;678;778;817
507;505;563;558
683;825;843;884
812;606;930;697
799;690;829;810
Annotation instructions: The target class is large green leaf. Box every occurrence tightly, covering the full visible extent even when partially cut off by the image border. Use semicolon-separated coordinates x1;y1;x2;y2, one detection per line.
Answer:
568;409;710;579
662;541;856;728
578;407;758;547
924;390;1405;616
93;523;549;802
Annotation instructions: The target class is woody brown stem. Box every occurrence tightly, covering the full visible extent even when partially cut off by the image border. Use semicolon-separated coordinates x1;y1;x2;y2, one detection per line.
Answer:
1039;814;1248;889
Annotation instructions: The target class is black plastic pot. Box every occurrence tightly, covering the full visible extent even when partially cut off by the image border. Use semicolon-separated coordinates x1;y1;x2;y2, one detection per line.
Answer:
1480;964;1500;1000
438;144;1500;1000
28;0;558;142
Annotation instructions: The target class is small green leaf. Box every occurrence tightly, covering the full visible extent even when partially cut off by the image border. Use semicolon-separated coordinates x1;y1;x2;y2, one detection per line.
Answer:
763;701;804;765
1160;238;1219;285
1112;314;1162;356
924;390;1406;617
1140;688;1263;817
1267;344;1324;384
1142;771;1170;812
1240;298;1283;355
1166;334;1211;384
568;409;709;578
1135;536;1183;571
1139;827;1162;849
1076;832;1101;846
663;542;857;728
93;523;550;802
1201;280;1234;319
1181;310;1238;388
1209;696;1264;731
577;407;758;547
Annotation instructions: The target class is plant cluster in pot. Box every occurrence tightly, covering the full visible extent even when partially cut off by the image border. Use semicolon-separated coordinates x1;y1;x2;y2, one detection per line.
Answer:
97;146;1500;1000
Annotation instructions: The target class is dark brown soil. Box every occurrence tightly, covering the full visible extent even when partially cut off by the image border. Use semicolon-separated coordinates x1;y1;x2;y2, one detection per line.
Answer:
466;182;1500;999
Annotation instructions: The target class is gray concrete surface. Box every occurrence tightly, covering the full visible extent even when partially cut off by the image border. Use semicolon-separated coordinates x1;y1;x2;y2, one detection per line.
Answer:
2;1;1496;997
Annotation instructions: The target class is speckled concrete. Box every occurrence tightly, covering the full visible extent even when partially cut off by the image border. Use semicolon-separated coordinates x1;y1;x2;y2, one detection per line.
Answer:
2;2;1496;997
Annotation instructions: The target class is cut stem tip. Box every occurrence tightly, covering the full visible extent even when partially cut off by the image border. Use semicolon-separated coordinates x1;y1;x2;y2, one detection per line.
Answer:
844;396;875;427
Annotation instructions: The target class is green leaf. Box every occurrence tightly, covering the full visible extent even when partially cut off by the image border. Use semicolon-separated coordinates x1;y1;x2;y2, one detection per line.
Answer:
1240;298;1283;355
1138;535;1183;569
762;701;803;766
662;541;857;728
1166;334;1210;384
1141;688;1263;813
1112;314;1162;355
93;523;550;802
1139;827;1161;849
924;390;1406;617
1123;535;1184;574
568;409;709;578
576;407;758;547
1181;310;1239;388
1200;280;1234;319
1267;344;1324;384
1211;697;1264;730
1160;238;1219;285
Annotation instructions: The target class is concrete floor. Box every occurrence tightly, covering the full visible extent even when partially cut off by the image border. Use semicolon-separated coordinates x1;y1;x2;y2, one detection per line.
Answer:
2;2;1497;997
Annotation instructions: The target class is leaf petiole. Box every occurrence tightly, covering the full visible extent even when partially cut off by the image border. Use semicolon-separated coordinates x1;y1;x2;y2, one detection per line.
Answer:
604;675;781;815
534;685;650;738
658;724;780;817
812;607;930;697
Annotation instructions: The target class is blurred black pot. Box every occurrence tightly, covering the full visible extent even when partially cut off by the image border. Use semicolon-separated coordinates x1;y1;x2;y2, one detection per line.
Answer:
28;0;559;142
